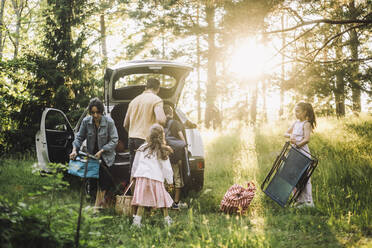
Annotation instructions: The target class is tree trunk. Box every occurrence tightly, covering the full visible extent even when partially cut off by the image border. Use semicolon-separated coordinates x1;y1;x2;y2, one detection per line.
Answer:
14;12;20;58
0;0;6;60
204;5;217;129
100;12;108;70
262;79;267;122
196;34;201;124
335;73;345;117
11;0;26;59
196;3;201;124
334;27;345;117
65;0;73;73
348;1;361;114
279;14;285;118
250;84;258;125
244;94;249;124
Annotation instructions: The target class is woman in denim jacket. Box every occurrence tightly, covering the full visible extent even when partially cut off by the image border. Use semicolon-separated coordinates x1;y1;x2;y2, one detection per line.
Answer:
70;97;118;208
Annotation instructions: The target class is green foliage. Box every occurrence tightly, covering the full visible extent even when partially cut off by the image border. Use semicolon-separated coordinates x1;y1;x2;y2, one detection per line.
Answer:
0;57;46;154
0;160;113;247
0;0;100;155
41;0;100;117
0;198;71;248
278;0;372;114
310;117;372;234
0;55;72;154
223;0;284;37
0;162;73;247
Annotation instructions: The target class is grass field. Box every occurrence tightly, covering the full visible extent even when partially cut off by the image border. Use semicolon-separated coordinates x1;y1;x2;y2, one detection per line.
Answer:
0;115;371;247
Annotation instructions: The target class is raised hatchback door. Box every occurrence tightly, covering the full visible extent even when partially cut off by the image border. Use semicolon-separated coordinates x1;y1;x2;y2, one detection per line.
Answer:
35;108;74;170
106;60;192;106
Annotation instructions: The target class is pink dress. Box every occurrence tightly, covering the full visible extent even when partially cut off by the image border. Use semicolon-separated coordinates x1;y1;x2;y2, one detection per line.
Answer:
131;178;173;208
131;145;174;208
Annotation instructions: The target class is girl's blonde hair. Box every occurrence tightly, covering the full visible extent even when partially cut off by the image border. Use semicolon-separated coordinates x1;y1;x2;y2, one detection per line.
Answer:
141;124;172;160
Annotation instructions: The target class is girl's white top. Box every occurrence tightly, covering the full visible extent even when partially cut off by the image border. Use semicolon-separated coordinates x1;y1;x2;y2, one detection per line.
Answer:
291;120;310;157
131;144;173;184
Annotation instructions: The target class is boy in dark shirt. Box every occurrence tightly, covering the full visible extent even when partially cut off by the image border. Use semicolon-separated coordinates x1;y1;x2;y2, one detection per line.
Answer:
163;105;188;210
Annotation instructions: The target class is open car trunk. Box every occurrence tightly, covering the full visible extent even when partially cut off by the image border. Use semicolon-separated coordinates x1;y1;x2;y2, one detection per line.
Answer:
110;102;191;153
108;102;200;194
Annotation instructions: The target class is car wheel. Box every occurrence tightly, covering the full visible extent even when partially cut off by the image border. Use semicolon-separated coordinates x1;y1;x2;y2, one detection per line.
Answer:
183;171;204;194
193;172;204;191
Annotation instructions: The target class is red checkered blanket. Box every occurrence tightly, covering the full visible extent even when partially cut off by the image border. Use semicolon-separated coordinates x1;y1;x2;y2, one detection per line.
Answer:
220;182;256;214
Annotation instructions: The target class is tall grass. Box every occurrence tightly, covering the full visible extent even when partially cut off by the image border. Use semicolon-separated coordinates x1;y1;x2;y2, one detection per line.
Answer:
0;116;371;247
254;115;372;245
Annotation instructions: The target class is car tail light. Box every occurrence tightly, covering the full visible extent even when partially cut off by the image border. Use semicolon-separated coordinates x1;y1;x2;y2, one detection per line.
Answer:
197;161;204;169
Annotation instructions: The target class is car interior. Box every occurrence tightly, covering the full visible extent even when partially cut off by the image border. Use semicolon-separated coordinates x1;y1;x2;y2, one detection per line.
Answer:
45;110;74;164
109;101;185;154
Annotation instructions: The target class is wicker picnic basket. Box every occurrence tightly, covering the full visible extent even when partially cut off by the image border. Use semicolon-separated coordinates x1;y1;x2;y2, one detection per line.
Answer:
115;181;133;216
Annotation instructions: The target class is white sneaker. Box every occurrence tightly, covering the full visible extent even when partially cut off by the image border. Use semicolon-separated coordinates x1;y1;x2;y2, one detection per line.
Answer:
132;215;142;228
171;201;188;210
178;202;188;209
164;216;173;226
296;201;314;208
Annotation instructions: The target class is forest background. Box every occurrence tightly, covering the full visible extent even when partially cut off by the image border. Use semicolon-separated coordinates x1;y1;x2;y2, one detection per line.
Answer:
0;0;371;155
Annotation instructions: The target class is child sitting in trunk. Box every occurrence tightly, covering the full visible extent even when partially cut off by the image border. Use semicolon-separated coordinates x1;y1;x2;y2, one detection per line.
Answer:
131;124;174;227
163;105;188;210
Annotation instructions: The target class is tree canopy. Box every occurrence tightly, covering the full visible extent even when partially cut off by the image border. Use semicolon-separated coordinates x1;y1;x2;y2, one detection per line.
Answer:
1;0;371;154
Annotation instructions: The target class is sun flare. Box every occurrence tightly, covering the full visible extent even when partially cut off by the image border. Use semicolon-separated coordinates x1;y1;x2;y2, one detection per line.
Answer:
227;39;271;80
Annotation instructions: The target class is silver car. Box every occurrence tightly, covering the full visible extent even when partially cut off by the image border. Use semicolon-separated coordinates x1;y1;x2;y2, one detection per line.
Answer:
35;59;205;192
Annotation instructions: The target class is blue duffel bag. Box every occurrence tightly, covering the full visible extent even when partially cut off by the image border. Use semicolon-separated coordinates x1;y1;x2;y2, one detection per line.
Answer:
68;156;100;178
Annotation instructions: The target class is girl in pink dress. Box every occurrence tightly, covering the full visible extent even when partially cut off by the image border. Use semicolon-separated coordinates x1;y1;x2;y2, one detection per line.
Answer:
131;124;174;227
284;102;317;207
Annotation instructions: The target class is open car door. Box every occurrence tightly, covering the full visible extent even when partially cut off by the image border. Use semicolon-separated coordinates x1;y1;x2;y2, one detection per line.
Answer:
35;108;74;171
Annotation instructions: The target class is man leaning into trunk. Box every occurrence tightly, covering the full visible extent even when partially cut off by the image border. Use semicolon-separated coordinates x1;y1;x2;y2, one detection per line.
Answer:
123;78;167;174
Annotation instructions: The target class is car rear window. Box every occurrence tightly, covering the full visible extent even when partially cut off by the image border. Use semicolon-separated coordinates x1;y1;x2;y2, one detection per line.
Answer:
115;73;176;90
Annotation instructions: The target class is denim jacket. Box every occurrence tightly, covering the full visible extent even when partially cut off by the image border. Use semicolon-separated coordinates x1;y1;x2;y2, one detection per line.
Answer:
73;115;118;166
